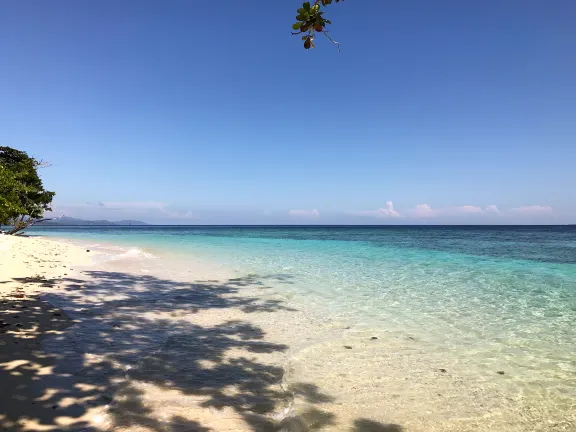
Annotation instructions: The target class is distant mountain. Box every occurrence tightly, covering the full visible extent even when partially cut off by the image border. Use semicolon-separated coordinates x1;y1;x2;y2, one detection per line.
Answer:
113;220;150;226
37;217;149;226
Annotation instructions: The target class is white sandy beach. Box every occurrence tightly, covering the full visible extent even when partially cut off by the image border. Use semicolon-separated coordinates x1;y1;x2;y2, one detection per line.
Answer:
1;235;574;431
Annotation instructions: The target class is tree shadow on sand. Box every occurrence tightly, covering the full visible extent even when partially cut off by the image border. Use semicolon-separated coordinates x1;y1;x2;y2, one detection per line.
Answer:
351;419;403;432
2;270;403;431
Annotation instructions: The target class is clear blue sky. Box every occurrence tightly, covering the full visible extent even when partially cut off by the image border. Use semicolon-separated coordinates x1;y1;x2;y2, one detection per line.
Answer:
1;1;574;224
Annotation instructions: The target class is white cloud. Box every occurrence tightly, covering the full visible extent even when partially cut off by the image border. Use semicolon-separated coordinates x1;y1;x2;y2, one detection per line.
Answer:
47;201;199;221
99;201;165;210
511;205;553;215
409;203;554;219
288;209;320;218
485;205;501;214
453;205;483;214
354;201;401;218
411;204;502;218
412;204;438;218
97;201;198;219
162;208;199;219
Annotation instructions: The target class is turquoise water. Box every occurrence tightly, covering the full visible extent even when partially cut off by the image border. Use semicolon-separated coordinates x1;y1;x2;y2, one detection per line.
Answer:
31;226;576;401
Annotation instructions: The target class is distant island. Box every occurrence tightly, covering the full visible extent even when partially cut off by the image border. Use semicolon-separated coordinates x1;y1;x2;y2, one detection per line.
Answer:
37;217;149;226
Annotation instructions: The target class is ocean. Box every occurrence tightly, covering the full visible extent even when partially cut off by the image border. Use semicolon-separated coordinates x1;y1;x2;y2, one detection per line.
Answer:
30;225;576;429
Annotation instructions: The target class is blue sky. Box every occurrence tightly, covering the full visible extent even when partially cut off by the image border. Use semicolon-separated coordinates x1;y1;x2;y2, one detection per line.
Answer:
1;1;574;224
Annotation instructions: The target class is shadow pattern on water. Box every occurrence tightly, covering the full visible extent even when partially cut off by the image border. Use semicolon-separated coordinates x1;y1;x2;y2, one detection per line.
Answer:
1;270;402;431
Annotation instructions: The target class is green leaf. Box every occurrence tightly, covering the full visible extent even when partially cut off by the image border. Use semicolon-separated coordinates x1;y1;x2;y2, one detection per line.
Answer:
297;8;306;14
296;14;306;20
292;22;302;30
303;2;310;11
302;35;307;40
0;146;54;226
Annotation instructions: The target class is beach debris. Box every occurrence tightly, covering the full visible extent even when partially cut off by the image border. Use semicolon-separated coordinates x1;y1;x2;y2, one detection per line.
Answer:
497;371;505;375
439;368;447;373
344;345;353;349
370;336;378;340
86;250;90;252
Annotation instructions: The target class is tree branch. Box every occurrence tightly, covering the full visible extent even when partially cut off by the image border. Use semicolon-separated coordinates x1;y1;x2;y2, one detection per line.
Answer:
322;31;340;52
6;214;63;235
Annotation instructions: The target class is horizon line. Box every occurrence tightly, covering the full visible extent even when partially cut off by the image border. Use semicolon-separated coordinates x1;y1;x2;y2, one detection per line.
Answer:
31;224;575;227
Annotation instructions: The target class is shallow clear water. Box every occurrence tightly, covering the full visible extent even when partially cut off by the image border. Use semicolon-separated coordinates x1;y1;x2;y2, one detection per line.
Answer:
31;226;576;409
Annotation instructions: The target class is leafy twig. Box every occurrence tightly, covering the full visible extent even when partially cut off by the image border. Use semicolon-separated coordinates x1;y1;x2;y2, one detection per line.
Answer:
292;0;342;50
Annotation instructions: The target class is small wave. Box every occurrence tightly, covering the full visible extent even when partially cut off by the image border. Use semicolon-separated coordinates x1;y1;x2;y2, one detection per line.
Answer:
107;247;156;260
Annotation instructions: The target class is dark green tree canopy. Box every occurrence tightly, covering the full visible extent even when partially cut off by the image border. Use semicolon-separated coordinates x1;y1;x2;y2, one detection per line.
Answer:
292;0;343;50
0;146;55;233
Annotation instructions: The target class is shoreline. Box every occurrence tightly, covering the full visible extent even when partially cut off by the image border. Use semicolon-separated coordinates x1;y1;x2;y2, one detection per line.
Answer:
1;235;345;431
1;234;575;431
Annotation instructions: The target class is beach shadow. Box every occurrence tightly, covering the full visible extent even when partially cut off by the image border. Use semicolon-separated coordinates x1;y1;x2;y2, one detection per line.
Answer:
12;275;59;288
2;270;403;431
352;419;404;431
0;297;99;431
277;408;336;431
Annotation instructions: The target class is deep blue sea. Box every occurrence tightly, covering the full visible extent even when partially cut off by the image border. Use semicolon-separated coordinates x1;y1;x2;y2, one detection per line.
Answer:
31;225;576;409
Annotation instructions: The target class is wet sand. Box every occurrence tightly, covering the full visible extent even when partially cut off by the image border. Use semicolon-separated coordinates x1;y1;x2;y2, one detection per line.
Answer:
1;235;574;431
